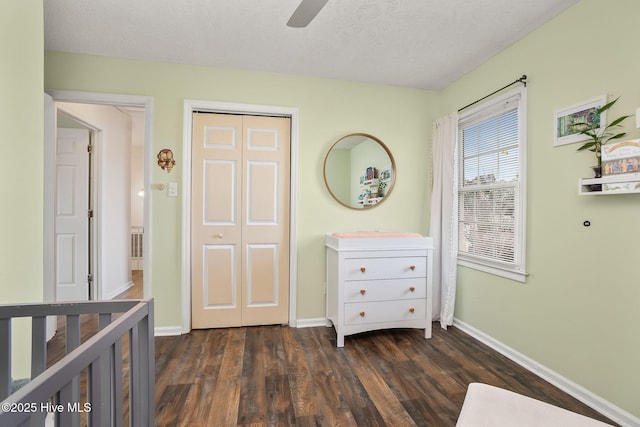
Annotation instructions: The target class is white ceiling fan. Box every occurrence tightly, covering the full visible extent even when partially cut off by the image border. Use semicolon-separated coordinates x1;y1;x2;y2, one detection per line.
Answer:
287;0;329;28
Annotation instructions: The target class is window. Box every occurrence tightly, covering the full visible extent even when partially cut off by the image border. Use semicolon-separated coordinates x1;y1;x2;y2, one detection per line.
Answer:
457;86;527;282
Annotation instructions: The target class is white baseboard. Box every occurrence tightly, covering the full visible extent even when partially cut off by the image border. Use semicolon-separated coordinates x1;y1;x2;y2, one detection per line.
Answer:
453;318;640;427
154;326;183;336
295;317;328;328
157;318;326;336
103;281;134;300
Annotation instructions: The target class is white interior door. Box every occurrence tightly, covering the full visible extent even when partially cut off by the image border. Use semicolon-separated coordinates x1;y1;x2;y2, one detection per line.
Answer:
55;128;90;301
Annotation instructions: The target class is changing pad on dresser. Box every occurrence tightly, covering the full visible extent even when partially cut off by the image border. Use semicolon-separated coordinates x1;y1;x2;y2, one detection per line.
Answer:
326;231;430;251
331;231;424;238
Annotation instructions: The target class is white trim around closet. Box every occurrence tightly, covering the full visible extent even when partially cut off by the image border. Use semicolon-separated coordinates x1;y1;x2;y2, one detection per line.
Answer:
181;100;299;333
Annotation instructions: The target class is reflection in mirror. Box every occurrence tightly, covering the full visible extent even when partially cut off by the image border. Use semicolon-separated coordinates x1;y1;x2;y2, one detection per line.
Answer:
323;133;395;209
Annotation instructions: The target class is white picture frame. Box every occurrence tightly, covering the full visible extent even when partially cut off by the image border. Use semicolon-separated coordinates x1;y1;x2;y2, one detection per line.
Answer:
380;165;392;183
553;94;607;147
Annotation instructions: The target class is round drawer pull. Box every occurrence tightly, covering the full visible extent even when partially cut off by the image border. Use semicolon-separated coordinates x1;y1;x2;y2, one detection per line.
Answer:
360;267;366;273
359;311;366;317
409;308;415;313
409;265;416;271
360;289;366;295
409;286;415;292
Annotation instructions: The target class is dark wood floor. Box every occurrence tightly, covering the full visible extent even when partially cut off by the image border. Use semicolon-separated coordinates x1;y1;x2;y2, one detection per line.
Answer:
154;324;617;427
46;272;617;426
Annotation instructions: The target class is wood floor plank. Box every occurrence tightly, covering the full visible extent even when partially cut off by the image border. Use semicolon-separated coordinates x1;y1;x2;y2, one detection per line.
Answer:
297;327;350;414
310;328;386;426
262;325;288;377
284;327;355;426
344;337;418;426
180;329;227;425
281;327;319;419
155;383;191;426
265;374;296;427
205;327;246;426
238;327;268;426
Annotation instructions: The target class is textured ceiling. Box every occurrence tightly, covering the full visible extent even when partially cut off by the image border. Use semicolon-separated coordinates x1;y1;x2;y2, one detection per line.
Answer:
44;0;579;90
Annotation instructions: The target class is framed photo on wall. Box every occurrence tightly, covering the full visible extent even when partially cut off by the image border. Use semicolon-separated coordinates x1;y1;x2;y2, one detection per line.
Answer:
553;94;607;147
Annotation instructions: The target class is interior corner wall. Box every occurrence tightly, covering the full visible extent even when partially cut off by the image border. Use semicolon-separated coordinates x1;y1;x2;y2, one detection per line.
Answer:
439;0;640;418
0;0;44;378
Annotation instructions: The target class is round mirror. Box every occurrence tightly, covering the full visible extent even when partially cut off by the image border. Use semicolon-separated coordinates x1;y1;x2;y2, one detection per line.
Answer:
323;133;395;209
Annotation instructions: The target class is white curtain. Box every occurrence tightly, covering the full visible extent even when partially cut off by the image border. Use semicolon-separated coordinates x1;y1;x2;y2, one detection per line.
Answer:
429;112;459;329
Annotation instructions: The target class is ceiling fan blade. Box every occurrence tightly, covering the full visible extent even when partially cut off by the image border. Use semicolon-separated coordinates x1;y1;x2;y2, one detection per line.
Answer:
287;0;328;28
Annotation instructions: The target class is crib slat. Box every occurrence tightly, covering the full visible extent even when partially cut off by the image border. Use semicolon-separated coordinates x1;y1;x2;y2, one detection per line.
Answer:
65;314;80;353
65;315;81;427
113;339;123;427
0;318;10;400
129;325;140;427
59;381;80;427
138;302;155;426
88;359;103;426
31;316;46;378
90;313;113;426
29;316;47;427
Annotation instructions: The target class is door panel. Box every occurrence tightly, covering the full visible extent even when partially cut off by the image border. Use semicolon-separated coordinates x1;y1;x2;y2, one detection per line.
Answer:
203;245;236;307
246;244;278;306
204;160;237;224
192;113;290;328
55;128;90;301
246;161;278;224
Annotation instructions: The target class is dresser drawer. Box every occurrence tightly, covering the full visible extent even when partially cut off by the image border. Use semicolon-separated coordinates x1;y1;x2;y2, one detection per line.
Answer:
345;279;426;303
344;257;426;281
344;299;426;325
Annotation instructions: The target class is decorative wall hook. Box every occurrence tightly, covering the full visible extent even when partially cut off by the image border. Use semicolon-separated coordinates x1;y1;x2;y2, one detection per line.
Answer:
157;149;176;173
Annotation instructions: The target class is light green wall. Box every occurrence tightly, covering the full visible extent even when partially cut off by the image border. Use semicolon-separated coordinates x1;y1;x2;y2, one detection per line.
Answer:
44;52;438;325
0;0;43;378
439;0;640;417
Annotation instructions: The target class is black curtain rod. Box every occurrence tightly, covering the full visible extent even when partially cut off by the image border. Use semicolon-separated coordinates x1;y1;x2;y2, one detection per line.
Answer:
458;75;527;112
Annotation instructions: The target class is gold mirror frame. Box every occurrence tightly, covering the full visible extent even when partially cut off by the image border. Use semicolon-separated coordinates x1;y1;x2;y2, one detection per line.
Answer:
323;133;396;210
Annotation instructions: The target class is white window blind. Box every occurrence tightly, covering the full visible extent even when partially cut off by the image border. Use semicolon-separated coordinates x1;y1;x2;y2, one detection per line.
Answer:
458;87;527;281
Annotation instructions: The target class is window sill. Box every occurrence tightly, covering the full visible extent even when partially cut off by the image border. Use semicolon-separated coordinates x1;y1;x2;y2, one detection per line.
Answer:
458;259;527;283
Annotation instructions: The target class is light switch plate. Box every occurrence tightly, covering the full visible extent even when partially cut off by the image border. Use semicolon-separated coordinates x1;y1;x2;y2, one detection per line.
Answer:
168;182;178;197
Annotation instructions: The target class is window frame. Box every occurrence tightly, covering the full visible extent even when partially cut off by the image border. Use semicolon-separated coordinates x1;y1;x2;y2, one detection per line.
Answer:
457;86;528;282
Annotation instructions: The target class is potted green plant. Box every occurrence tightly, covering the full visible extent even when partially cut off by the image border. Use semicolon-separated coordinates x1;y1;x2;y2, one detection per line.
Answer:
574;96;632;177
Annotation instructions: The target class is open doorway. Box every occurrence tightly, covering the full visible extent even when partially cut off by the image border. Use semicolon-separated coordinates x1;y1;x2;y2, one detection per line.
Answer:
55;104;145;301
44;91;153;309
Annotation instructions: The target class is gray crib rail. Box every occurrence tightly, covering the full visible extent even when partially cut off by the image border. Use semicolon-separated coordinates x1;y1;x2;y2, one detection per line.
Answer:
0;299;154;427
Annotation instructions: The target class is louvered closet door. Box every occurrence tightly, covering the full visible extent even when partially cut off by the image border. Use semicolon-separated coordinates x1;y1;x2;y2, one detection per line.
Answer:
191;112;290;328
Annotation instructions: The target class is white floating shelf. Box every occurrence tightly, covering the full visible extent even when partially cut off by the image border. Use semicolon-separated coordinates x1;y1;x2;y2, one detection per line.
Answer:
578;172;640;195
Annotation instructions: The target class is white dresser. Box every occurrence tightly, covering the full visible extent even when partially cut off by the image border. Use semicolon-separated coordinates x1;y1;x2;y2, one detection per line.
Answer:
325;232;433;347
